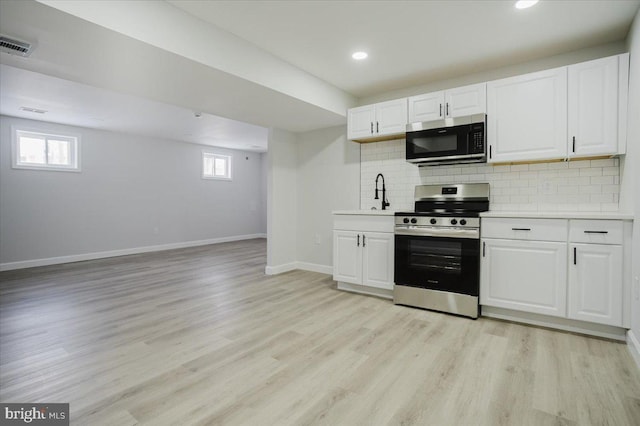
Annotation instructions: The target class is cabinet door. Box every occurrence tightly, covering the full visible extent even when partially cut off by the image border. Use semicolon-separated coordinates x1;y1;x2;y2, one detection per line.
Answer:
333;231;362;285
408;91;445;123
487;68;567;162
347;105;376;140
362;232;394;290
480;239;567;317
375;99;408;136
445;83;486;117
568;244;622;326
568;56;619;158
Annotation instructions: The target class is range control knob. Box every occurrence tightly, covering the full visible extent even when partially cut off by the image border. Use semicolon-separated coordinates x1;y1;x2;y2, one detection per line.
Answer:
460;219;467;226
450;219;458;225
403;218;410;224
410;218;417;224
430;218;437;225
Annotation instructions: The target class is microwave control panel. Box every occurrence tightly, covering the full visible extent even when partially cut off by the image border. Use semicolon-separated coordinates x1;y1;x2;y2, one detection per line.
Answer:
469;124;485;154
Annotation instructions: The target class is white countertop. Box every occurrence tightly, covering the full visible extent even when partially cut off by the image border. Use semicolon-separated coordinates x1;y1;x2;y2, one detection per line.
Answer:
332;210;396;216
480;211;634;220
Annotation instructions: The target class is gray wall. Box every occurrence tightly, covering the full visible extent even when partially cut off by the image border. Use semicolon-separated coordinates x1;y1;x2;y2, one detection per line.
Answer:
296;125;360;269
0;115;266;266
266;127;298;272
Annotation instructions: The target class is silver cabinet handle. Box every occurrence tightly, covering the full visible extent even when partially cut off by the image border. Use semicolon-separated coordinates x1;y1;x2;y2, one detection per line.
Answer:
376;122;379;133
584;230;608;234
573;247;577;265
572;136;576;153
363;234;366;247
446;102;449;116
357;234;360;246
511;228;531;231
370;123;373;134
439;104;442;117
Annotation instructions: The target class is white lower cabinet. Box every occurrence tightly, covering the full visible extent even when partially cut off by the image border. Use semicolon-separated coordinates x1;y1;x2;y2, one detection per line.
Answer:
333;214;395;295
361;232;394;289
568;244;622;326
333;230;393;290
481;239;567;317
481;217;629;330
333;231;362;284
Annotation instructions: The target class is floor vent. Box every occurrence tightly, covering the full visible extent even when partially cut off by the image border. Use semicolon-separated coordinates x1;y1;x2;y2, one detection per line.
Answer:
0;35;33;57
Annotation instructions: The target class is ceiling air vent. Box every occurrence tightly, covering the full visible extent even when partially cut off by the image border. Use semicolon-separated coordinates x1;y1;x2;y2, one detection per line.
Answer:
0;35;33;57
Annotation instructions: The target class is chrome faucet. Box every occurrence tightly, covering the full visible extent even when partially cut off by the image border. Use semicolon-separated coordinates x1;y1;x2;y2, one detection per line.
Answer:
375;173;390;210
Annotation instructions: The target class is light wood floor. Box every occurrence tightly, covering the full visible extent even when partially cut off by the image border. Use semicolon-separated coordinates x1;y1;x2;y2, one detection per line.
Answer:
1;239;639;425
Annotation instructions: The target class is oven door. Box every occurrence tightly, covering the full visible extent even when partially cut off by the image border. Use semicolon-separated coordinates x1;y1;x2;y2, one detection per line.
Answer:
394;232;480;296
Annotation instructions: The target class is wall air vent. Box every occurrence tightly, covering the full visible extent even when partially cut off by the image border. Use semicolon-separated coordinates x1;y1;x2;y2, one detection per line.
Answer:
0;35;33;57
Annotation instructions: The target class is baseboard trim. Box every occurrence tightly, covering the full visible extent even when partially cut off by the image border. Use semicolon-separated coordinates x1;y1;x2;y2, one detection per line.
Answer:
482;306;627;341
265;262;298;275
628;330;640;370
265;261;332;276
0;234;267;271
295;262;332;275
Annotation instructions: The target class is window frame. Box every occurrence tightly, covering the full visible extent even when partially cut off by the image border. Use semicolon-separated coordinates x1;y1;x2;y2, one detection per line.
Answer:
11;126;81;172
202;151;232;181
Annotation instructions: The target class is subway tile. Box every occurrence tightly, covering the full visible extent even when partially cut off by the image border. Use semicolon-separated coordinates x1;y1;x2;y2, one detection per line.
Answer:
590;176;614;185
601;184;620;194
590;158;616;167
602;167;619;176
510;164;529;172
590;193;614;203
569;160;591;169
529;163;549;171
579;167;602;177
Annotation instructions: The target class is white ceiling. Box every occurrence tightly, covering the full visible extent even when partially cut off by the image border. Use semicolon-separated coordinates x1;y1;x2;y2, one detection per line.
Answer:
170;0;640;97
0;65;269;151
0;0;639;151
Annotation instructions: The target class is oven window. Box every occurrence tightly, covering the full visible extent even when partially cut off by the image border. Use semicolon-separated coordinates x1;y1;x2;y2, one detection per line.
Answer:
408;239;462;275
412;135;458;154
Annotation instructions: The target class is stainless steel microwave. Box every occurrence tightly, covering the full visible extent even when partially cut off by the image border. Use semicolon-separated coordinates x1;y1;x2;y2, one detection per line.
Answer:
406;114;486;166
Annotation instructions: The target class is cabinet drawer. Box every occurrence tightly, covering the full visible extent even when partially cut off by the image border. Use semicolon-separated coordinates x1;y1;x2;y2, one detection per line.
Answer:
333;215;395;233
481;218;568;242
569;220;623;245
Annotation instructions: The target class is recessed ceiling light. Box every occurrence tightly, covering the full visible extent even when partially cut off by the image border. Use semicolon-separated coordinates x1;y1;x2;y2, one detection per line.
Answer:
515;0;539;9
352;51;368;60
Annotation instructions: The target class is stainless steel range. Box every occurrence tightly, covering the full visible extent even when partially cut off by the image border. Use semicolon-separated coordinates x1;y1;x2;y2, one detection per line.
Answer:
394;183;490;318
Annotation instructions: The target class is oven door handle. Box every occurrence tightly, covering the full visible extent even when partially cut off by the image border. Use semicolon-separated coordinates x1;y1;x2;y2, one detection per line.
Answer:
395;226;479;239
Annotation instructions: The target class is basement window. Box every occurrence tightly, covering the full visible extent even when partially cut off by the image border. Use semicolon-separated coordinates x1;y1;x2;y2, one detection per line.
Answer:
202;152;232;180
13;128;80;172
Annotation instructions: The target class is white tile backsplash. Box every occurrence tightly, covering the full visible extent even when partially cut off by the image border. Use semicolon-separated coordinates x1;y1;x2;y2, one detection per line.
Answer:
360;139;620;212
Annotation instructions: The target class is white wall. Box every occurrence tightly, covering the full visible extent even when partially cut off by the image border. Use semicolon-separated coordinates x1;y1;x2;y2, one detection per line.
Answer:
260;152;268;234
361;140;620;213
625;8;640;363
359;41;627;105
266;127;298;273
0;115;265;268
296;125;360;271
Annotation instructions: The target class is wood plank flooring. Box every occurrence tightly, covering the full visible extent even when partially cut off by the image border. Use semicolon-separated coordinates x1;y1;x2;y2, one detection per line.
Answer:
1;239;639;425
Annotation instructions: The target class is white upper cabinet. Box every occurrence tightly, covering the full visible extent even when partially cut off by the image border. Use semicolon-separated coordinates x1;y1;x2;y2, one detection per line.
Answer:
347;99;407;141
445;83;487;118
487;67;568;163
568;54;629;158
408;91;444;122
408;83;486;123
347;105;376;141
